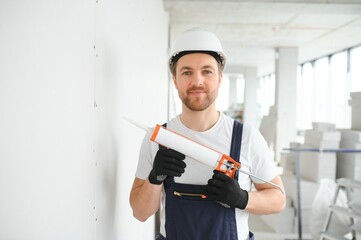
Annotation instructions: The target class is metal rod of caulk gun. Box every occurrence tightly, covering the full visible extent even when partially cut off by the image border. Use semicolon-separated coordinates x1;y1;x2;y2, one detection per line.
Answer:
124;117;285;194
238;169;285;194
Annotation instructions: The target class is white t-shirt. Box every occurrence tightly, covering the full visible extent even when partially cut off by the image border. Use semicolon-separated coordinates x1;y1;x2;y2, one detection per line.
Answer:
135;112;278;240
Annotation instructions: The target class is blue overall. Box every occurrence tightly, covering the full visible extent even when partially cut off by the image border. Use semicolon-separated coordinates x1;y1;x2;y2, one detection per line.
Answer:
156;121;254;240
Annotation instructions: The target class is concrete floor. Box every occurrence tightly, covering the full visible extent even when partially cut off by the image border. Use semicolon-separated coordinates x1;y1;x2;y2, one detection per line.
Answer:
249;214;313;240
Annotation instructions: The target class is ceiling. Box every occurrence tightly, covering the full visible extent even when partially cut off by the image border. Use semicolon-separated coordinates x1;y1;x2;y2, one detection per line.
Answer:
163;0;361;75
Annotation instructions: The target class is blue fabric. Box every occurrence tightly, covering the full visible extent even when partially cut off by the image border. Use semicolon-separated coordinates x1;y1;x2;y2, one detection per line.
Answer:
157;232;254;240
158;121;247;240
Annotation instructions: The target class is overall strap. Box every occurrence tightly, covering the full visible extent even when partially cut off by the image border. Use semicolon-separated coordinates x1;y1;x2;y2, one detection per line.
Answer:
230;120;243;180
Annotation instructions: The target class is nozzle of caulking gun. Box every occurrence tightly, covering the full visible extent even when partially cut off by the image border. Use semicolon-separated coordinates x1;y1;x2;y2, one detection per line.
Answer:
123;117;170;182
123;117;152;132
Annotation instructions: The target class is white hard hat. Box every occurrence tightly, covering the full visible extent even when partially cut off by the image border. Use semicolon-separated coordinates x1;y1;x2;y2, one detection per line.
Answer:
169;28;226;71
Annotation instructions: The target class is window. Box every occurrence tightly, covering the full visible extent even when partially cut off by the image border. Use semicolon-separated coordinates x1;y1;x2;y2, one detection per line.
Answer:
297;62;314;130
216;76;230;111
329;51;349;128
313;58;329;122
350;46;361;92
294;46;360;131
258;73;275;116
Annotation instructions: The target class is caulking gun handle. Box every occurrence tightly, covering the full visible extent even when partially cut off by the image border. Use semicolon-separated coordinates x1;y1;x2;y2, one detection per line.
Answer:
156;175;167;182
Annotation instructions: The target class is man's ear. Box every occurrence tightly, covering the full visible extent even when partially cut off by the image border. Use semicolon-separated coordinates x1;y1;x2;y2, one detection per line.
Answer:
218;73;223;85
172;75;178;89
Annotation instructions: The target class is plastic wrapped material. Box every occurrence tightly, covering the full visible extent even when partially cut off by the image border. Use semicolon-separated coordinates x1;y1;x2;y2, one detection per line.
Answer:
310;179;351;239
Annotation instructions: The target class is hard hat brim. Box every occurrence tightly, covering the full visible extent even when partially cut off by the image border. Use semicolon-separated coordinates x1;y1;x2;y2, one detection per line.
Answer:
169;50;226;70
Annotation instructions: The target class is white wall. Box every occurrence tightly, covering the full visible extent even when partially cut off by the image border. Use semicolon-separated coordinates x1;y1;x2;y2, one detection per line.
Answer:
0;1;168;239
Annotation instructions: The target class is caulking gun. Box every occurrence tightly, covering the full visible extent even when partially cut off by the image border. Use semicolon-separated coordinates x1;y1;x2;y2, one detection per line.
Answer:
125;117;285;194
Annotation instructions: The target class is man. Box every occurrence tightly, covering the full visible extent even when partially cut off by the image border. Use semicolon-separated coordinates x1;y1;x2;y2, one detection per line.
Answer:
130;28;286;240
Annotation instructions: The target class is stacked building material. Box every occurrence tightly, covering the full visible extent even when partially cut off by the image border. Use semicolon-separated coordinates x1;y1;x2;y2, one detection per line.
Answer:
349;91;361;130
337;91;361;181
312;122;337;132
263;141;298;233
259;106;277;150
282;172;319;234
278;122;340;235
300;123;340;183
337;129;361;181
298;122;340;233
260;196;295;233
280;142;299;174
260;137;300;233
337;92;361;206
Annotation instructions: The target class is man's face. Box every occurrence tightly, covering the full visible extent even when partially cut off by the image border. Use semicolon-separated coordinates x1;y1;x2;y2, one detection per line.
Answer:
172;53;222;112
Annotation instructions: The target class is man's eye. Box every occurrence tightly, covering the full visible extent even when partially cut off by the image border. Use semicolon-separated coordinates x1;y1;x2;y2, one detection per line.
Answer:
203;70;213;74
182;71;191;75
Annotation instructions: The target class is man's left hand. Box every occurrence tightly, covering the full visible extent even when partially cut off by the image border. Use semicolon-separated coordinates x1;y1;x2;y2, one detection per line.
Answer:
204;170;249;209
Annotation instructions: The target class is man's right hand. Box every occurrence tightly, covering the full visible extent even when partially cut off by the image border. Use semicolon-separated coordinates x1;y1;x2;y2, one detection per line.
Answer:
148;148;186;185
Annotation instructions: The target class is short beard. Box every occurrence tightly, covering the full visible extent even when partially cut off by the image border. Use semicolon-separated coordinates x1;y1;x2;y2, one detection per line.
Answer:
181;86;218;111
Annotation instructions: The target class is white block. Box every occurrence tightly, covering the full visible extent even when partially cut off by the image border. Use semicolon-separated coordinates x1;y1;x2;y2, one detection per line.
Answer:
259;115;277;147
336;163;361;181
261;207;295;233
281;142;300;173
282;173;319;208
312;122;336;131
351;106;361;130
299;149;337;161
340;140;361;149
350;91;361;99
303;137;340;149
300;151;337;182
349;98;361;107
339;129;361;142
337;152;361;167
280;152;295;173
290;142;301;148
268;105;277;116
349;99;361;130
305;130;341;141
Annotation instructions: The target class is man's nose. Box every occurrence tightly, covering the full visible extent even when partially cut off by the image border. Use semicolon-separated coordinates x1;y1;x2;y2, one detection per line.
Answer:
192;72;204;86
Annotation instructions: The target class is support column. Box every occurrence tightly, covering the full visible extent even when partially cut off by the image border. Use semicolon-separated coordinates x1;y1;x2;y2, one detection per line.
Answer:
275;47;298;161
243;67;258;125
228;75;238;106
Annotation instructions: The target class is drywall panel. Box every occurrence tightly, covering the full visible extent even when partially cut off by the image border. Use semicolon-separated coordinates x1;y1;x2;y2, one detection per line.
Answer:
94;0;169;239
0;1;96;239
0;0;169;239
